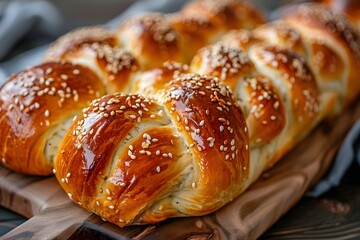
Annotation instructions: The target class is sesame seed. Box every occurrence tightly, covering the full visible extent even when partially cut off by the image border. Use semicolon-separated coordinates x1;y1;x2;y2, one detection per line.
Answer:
220;126;224;132
109;205;115;209
192;182;196;188
44;109;50;117
274;101;279;109
156;166;161;173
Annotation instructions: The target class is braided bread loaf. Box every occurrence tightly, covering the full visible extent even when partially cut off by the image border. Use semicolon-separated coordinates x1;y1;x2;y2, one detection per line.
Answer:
0;0;263;175
322;0;360;32
0;0;359;228
53;3;360;227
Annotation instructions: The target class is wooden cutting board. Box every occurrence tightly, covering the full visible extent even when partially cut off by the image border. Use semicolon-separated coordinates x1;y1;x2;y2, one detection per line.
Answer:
1;100;359;240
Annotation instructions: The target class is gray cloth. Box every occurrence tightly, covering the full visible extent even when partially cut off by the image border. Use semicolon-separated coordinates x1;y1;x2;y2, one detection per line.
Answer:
0;0;187;81
308;120;360;197
0;0;62;60
0;0;359;197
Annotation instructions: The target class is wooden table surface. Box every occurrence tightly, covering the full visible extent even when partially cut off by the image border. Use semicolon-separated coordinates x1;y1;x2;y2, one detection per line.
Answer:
1;183;359;239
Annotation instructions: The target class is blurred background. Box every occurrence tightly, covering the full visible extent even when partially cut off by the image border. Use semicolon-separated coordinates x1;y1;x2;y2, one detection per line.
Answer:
0;0;301;61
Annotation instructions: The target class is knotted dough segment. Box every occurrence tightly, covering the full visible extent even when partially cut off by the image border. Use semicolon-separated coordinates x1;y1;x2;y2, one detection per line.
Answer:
54;74;249;227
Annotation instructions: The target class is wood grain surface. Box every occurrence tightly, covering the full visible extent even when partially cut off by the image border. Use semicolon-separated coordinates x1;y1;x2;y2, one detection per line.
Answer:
261;184;360;240
1;99;360;240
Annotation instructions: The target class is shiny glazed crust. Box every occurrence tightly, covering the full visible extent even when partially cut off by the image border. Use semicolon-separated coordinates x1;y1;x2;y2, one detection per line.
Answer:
0;0;263;176
0;63;104;175
55;75;249;226
0;0;360;229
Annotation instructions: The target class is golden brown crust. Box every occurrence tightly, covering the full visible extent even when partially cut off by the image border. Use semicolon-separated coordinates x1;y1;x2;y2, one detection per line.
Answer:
171;0;264;63
191;44;255;90
220;30;260;50
55;74;249;226
7;0;360;229
55;93;177;226
43;28;139;94
322;0;360;31
53;42;139;94
133;61;189;97
249;45;320;148
159;74;250;216
0;63;104;175
181;0;264;31
240;76;286;145
252;22;305;55
190;44;286;145
282;3;360;106
309;41;345;83
116;13;184;69
169;14;219;62
43;26;118;62
249;45;321;167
